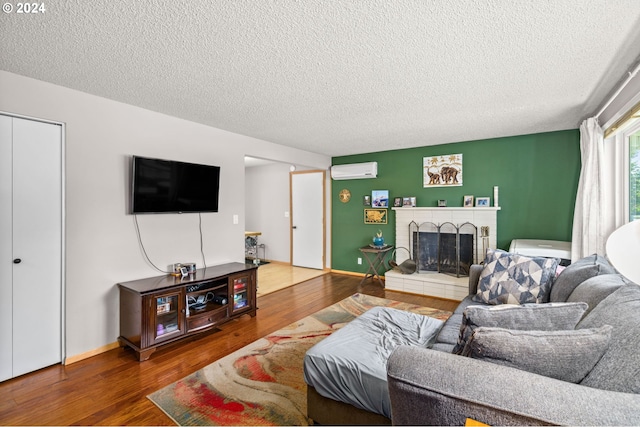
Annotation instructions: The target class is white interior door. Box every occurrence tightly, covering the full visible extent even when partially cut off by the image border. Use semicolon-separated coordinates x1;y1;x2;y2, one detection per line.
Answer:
0;114;63;380
291;171;325;269
0;115;13;381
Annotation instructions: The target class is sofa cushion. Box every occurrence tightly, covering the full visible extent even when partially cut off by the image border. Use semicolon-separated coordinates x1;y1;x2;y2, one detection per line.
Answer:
549;254;616;302
462;325;612;383
473;249;558;305
434;295;478;346
566;274;627;316
577;283;640;393
452;302;588;355
431;342;455;353
434;313;463;346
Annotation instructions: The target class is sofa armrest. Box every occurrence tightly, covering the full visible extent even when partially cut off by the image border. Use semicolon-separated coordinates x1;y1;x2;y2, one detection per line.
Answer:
387;346;640;426
468;264;482;295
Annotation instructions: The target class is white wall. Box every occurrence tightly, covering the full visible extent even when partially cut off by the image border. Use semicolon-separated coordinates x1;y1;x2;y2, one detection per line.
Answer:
0;71;331;360
245;162;292;262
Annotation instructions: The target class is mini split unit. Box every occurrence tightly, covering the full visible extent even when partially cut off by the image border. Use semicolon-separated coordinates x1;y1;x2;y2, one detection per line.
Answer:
330;161;378;180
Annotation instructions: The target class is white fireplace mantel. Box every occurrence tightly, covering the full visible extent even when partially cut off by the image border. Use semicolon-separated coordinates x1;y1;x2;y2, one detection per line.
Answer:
393;207;501;211
391;206;501;217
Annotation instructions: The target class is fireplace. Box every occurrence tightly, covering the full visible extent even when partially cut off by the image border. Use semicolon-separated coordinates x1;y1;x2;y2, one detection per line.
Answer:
388;206;499;301
409;221;477;277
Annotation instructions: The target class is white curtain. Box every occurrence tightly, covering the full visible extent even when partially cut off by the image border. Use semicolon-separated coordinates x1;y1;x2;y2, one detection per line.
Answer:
572;117;608;260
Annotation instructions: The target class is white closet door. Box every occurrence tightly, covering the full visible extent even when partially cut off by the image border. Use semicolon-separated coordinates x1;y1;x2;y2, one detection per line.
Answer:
2;115;62;379
291;171;325;269
0;115;13;381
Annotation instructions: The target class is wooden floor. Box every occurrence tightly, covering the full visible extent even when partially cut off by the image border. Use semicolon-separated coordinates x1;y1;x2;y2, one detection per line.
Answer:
0;272;458;426
255;262;328;296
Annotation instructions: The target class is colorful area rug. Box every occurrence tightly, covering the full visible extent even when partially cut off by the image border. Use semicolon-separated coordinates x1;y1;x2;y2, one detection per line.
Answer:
147;293;451;426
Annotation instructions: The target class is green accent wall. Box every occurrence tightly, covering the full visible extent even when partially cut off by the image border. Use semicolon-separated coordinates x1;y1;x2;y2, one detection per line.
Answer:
331;129;580;274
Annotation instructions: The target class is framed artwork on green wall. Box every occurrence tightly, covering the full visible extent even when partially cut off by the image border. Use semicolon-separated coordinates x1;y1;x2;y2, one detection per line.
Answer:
424;154;463;187
364;208;387;224
371;190;389;207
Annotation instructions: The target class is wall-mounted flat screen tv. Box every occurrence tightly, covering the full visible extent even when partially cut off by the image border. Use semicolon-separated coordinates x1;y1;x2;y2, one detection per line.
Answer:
131;156;220;214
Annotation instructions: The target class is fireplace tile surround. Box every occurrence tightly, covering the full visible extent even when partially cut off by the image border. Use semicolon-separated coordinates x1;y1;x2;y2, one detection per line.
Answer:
386;207;500;301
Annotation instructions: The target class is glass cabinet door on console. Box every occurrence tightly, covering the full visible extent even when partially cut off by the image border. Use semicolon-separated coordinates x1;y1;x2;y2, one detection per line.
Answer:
149;290;184;345
230;273;254;315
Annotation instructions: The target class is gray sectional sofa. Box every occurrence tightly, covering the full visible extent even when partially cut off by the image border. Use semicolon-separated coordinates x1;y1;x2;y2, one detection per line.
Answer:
387;254;640;425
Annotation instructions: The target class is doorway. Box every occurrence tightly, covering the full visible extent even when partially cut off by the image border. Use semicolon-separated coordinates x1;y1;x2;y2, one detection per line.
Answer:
244;157;326;269
290;170;325;269
0;113;64;381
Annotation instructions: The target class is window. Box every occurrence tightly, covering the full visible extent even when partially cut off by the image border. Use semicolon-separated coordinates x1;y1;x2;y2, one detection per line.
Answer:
631;131;640;220
603;93;640;226
608;115;640;226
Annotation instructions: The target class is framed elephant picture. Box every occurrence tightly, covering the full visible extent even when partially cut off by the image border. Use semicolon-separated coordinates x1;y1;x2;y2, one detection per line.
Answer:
423;154;463;187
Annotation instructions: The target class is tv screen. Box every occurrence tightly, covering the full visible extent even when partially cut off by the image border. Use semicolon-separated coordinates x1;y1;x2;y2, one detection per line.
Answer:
131;156;220;214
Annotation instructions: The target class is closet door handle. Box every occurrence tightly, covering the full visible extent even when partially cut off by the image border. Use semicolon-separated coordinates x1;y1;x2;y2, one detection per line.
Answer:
13;258;21;264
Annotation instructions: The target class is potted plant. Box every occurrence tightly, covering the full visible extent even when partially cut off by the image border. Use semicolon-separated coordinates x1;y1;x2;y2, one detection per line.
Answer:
373;230;384;247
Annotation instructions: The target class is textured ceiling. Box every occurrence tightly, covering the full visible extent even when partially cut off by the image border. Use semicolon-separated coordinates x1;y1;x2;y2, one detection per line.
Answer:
2;1;640;156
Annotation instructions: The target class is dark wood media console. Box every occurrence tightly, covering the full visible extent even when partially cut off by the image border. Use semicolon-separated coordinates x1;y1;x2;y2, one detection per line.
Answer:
118;262;257;361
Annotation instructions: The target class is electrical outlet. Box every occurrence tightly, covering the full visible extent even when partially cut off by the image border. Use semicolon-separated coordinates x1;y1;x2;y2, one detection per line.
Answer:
357;257;362;265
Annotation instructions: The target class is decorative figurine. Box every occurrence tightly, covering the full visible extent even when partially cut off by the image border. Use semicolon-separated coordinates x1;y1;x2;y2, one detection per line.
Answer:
373;230;385;247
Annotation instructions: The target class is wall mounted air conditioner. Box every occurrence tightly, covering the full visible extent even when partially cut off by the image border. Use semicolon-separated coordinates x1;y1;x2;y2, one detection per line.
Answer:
330;162;378;180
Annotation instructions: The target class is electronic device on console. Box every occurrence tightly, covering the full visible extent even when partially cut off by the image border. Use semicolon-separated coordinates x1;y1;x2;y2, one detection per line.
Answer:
213;295;228;305
187;292;228;310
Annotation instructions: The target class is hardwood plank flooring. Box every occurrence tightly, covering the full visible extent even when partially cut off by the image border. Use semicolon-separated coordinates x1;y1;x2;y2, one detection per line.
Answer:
0;273;459;426
255;262;328;296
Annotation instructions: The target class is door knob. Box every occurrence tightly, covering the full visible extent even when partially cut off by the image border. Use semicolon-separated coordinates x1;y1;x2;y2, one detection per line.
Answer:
292;226;297;229
13;258;21;264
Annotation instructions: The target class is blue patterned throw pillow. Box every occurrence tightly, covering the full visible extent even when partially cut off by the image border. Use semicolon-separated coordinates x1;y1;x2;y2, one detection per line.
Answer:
473;249;559;305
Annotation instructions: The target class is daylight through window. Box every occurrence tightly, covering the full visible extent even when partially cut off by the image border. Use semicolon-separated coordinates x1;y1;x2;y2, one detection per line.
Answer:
630;131;640;220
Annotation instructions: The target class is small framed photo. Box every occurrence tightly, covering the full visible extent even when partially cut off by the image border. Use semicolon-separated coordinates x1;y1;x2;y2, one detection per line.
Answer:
438;199;447;207
393;197;403;207
372;190;389;207
364;208;388;224
157;302;171;314
363;195;371;206
403;197;416;207
476;197;490;207
463;195;474;207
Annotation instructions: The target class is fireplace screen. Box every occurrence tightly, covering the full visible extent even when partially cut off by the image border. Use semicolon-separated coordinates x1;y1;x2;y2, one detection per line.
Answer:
410;222;477;277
